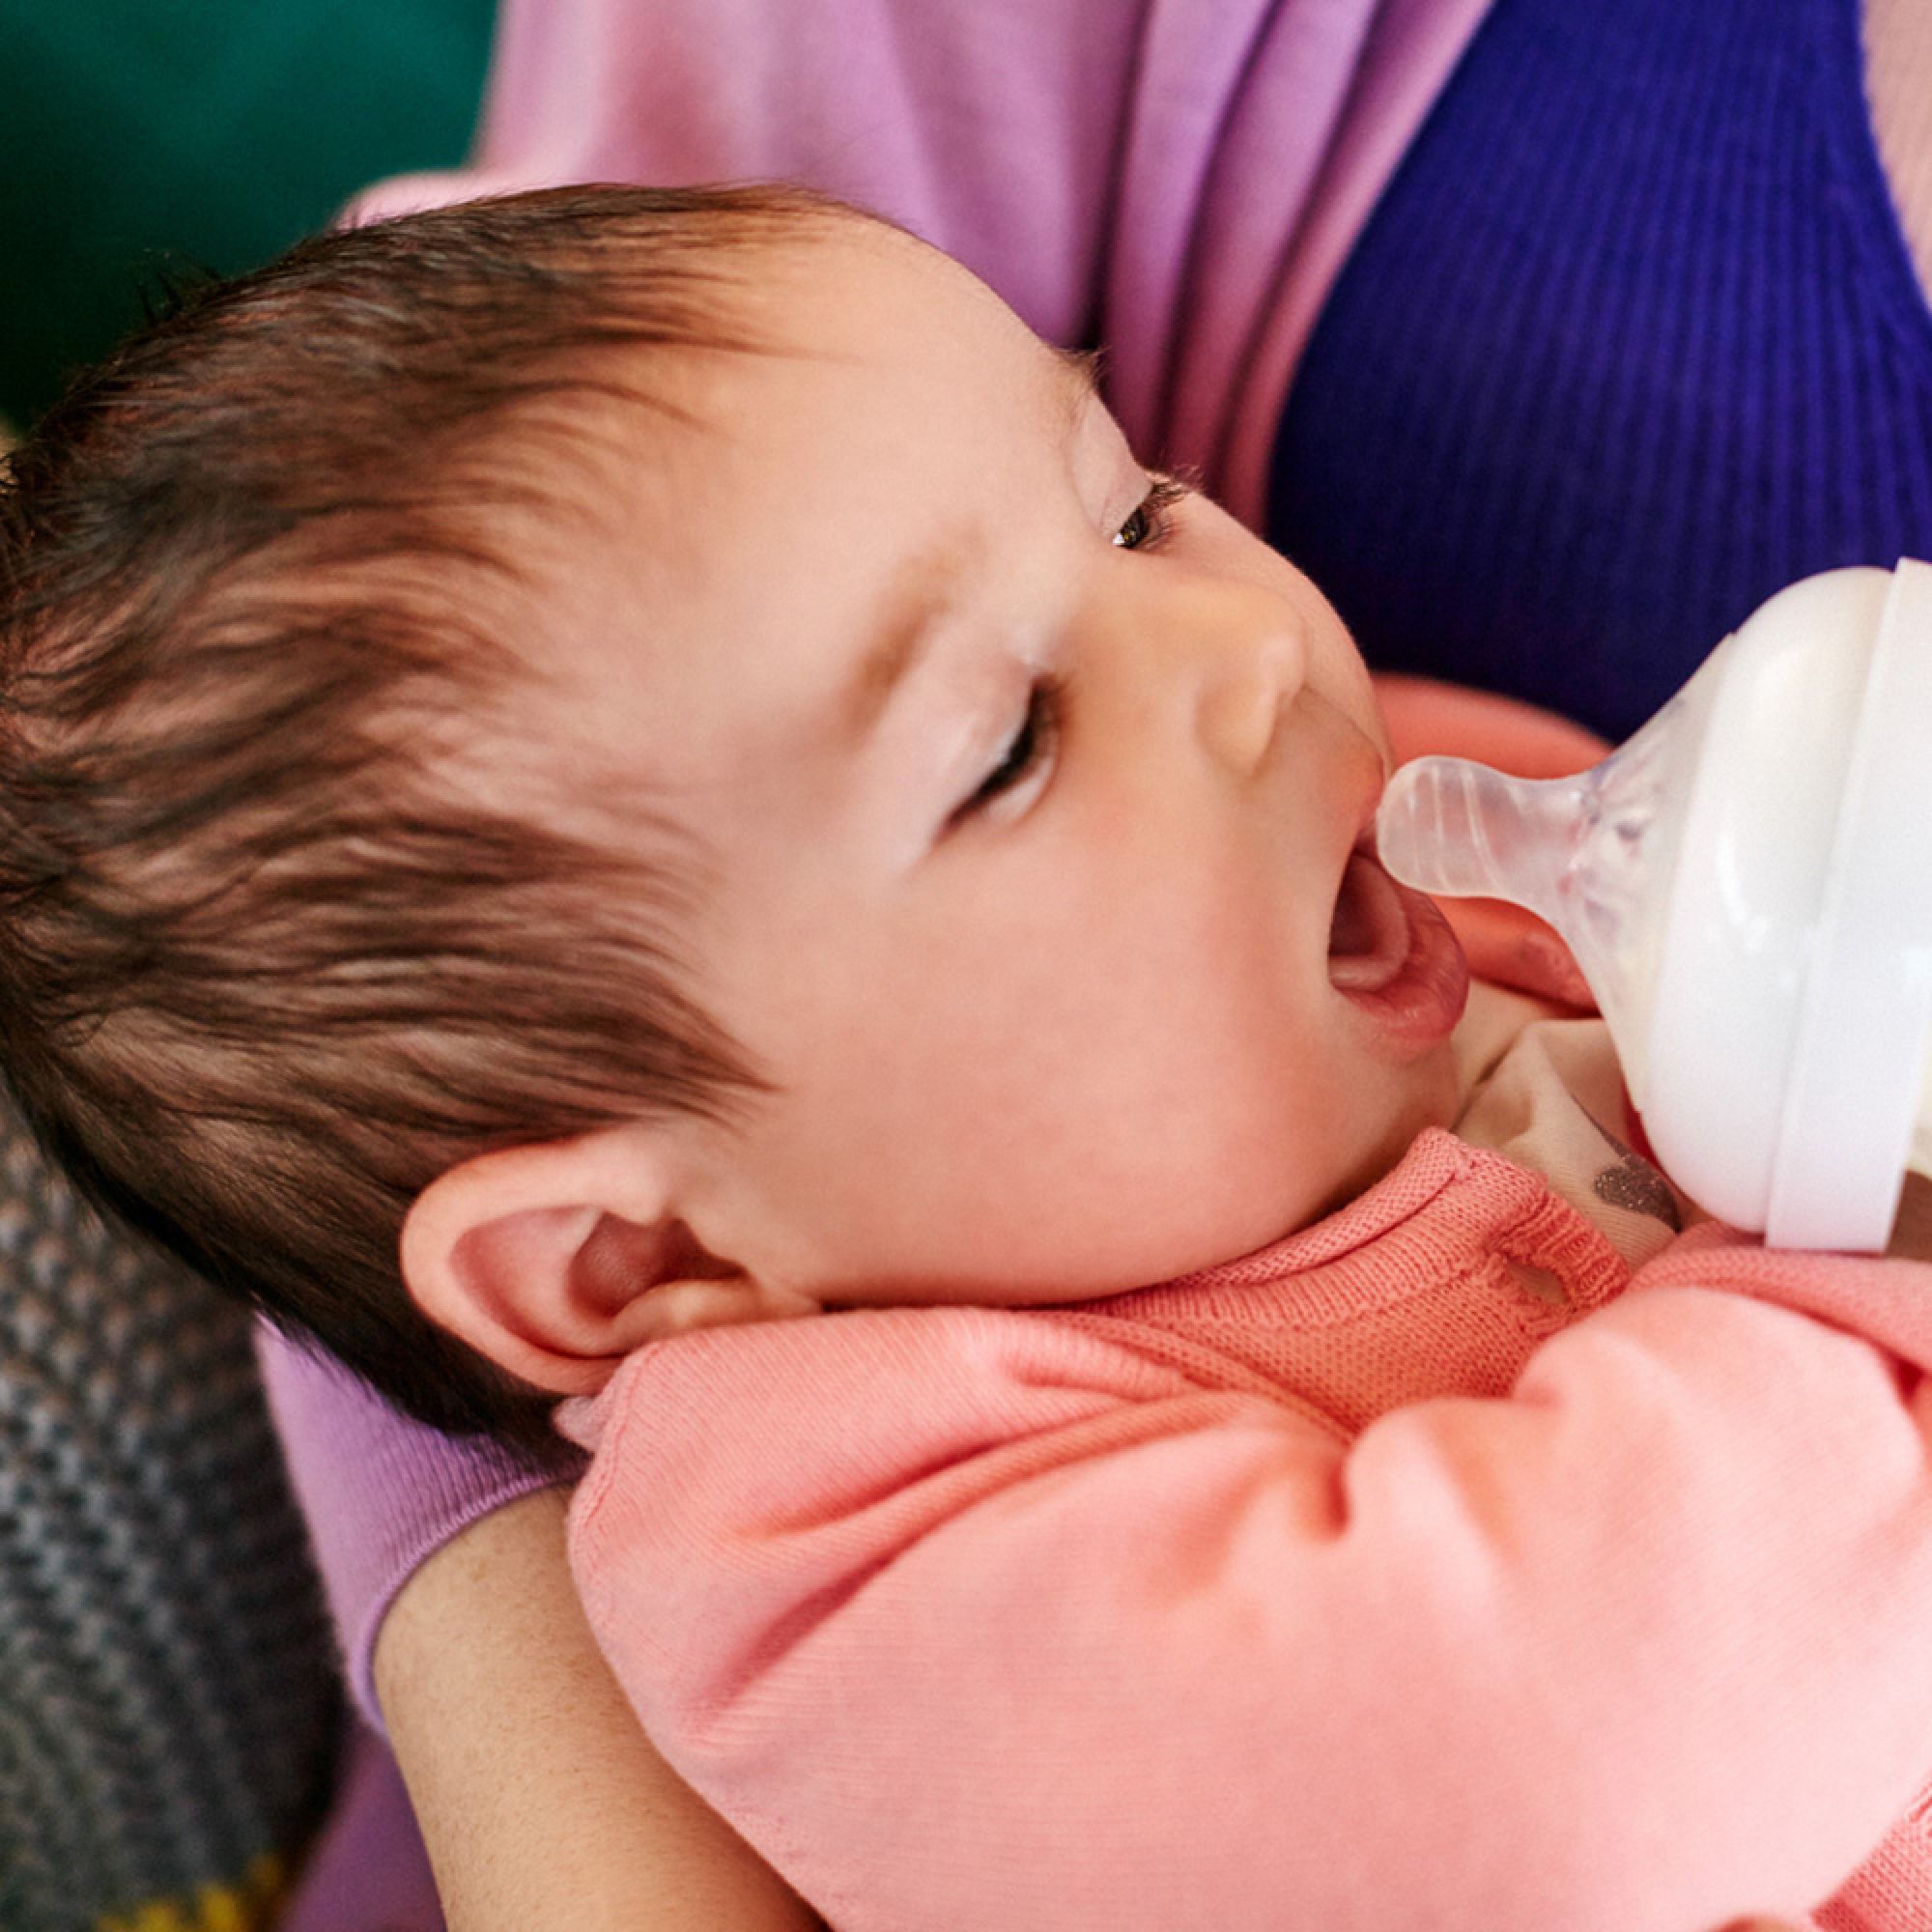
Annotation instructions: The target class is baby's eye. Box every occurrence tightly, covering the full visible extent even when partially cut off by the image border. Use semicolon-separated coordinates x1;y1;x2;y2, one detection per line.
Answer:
952;677;1063;825
1112;474;1195;552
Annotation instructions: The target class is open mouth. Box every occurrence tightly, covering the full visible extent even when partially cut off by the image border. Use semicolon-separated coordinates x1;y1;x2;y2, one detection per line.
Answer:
1325;832;1471;1047
1326;841;1413;992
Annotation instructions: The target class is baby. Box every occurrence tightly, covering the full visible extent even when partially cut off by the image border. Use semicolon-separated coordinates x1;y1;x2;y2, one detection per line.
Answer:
8;185;1932;1932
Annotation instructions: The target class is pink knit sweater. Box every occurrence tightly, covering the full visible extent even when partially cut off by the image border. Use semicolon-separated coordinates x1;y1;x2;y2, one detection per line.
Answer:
562;1122;1932;1932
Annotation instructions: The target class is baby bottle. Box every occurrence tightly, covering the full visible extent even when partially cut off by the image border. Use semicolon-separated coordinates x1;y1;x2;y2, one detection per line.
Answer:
1375;560;1932;1251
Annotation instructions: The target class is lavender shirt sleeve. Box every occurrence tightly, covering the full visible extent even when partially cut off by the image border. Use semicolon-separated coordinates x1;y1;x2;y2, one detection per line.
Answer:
343;0;1489;526
254;1321;573;1730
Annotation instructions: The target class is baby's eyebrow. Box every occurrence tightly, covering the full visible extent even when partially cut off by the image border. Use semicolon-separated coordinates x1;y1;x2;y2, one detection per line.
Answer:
844;346;1103;743
845;531;979;742
1050;345;1105;441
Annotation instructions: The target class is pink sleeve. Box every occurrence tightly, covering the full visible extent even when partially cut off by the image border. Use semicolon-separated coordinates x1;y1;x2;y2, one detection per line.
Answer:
255;1322;570;1729
567;1253;1932;1932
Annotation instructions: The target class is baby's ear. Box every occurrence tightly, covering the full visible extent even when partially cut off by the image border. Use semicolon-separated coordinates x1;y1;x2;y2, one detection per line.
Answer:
401;1125;817;1396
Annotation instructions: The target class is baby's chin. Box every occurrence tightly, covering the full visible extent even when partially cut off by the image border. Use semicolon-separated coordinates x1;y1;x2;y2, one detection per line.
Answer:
1381;1046;1464;1156
1295;1052;1463;1230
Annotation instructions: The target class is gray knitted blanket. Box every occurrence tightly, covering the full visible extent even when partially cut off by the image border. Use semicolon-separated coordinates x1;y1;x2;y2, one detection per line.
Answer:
0;1089;340;1930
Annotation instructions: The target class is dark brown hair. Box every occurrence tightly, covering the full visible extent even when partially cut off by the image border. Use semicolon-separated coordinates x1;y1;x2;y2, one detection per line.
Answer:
0;184;846;1450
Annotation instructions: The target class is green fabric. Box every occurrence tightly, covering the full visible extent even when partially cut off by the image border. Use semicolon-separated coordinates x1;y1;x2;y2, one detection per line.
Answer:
0;0;498;426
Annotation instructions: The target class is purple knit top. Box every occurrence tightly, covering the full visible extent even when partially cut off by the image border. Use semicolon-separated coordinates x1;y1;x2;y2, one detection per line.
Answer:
1270;0;1932;740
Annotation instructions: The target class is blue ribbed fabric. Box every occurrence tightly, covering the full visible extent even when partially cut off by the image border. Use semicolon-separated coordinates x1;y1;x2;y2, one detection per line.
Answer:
1267;0;1932;741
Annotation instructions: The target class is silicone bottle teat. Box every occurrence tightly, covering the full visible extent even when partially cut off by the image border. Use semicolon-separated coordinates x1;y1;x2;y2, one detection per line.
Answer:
1375;669;1710;1104
1375;560;1932;1250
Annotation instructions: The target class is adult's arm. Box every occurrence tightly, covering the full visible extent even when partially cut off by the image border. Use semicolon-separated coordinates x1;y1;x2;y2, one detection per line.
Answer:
258;1331;820;1931
378;1489;822;1932
568;1239;1932;1932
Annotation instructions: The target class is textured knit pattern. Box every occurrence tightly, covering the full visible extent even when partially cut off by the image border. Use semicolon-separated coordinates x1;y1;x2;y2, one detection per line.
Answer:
568;1143;1932;1931
0;1092;340;1932
1270;0;1932;741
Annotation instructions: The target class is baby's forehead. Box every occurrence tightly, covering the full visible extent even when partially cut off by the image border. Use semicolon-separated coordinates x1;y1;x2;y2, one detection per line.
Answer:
447;226;1106;769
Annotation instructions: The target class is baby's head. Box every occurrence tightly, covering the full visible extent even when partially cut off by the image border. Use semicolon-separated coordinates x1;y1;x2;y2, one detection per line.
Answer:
0;185;1466;1448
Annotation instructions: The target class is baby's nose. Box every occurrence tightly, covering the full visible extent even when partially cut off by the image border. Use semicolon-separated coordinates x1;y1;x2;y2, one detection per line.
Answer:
1191;600;1307;778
